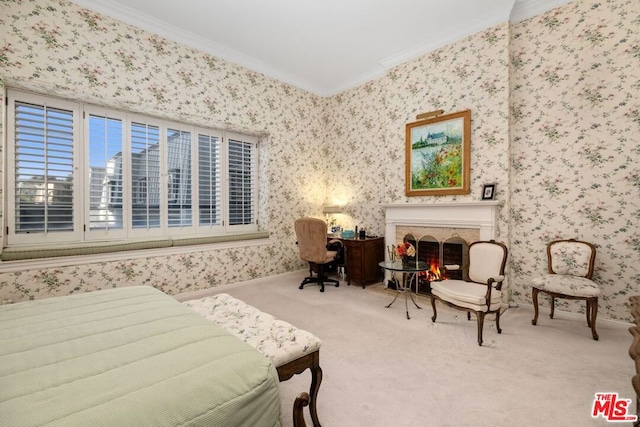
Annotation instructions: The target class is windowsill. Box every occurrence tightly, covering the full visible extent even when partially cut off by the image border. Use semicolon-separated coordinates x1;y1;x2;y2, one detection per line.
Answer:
0;232;270;273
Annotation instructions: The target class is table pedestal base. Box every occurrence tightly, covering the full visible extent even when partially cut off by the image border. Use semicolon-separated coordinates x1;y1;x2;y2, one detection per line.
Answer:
386;272;422;319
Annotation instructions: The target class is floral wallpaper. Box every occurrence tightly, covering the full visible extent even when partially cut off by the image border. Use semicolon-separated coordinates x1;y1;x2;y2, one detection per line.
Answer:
0;0;325;301
322;21;511;236
509;0;640;321
0;0;638;322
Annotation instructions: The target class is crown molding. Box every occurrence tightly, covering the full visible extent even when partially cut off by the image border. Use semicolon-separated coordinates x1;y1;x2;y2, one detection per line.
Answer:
378;2;513;71
319;0;577;96
70;0;322;94
510;0;574;23
70;0;576;97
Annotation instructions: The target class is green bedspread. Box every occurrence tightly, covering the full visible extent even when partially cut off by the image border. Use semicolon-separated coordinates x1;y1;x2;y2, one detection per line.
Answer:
0;286;281;427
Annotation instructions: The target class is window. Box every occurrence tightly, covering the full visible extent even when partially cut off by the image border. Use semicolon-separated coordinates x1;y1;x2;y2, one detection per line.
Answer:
87;108;124;237
129;119;162;233
198;132;221;227
166;127;192;228
5;89;259;248
228;135;257;231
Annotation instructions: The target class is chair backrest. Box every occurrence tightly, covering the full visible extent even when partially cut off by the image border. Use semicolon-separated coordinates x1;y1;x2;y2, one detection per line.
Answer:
467;240;508;284
547;239;595;278
294;218;329;264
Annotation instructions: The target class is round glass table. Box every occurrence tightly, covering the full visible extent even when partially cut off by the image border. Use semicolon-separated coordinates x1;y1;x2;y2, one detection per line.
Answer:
378;260;430;319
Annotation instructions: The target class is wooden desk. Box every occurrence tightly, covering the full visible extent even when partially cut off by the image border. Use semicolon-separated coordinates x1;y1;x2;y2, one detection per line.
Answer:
331;236;384;288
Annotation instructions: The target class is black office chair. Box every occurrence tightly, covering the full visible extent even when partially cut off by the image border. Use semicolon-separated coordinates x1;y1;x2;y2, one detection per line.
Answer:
295;218;341;292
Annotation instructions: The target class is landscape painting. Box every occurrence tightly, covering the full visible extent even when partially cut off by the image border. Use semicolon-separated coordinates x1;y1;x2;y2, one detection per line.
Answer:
405;109;471;196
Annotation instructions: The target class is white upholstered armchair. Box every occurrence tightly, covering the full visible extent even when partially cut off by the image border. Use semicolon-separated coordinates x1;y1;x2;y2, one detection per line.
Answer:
531;238;600;340
430;240;508;346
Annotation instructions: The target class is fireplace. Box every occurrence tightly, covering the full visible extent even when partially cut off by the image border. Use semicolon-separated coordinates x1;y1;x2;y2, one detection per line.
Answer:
398;234;469;294
383;202;500;291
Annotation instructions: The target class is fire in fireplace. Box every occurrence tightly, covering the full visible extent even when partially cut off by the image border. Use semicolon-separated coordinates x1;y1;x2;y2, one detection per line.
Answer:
404;234;469;294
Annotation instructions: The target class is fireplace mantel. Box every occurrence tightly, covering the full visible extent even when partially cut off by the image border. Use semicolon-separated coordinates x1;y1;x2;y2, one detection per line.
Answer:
382;202;501;247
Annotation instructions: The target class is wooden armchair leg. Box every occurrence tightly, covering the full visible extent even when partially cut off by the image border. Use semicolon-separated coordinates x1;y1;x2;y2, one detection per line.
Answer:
589;298;599;341
430;297;438;322
531;287;540;325
476;312;485;346
550;296;556;319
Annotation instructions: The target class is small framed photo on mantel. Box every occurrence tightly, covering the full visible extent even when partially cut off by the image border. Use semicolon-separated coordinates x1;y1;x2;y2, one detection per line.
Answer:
481;183;496;200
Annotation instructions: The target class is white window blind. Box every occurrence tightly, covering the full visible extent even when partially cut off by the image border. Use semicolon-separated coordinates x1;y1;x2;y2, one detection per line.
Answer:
228;136;256;227
87;111;124;234
166;128;192;228
197;132;221;227
13;102;75;235
130;121;161;230
5;89;260;250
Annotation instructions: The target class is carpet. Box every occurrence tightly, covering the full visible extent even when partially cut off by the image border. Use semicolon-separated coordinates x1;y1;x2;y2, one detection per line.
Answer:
175;271;635;427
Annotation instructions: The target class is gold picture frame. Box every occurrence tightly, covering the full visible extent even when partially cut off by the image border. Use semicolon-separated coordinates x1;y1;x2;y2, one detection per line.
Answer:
405;109;471;196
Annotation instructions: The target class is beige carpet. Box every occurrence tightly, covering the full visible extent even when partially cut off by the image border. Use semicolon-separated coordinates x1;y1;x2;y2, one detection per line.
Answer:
175;271;635;427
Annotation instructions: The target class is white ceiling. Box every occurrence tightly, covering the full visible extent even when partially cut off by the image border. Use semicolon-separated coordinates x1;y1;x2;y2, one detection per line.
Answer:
71;0;572;96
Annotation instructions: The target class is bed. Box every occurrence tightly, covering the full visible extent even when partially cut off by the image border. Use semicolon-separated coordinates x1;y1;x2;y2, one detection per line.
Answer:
0;286;282;427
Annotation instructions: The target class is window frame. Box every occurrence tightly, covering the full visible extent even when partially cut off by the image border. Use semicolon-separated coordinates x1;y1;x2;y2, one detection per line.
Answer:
194;127;225;235
4;89;260;250
127;114;165;240
226;132;259;234
6;91;83;246
84;105;128;241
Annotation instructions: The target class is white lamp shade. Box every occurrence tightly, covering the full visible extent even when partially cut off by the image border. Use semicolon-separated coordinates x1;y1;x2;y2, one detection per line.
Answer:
322;205;343;214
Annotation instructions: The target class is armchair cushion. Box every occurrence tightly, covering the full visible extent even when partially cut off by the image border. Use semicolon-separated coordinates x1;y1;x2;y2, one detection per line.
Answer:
531;274;600;297
431;280;502;312
468;242;508;284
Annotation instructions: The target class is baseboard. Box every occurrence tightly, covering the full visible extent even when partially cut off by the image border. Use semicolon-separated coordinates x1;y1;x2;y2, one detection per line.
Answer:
513;302;632;327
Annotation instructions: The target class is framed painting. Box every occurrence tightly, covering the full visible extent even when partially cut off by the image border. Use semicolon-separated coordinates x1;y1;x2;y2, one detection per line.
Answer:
405;109;471;196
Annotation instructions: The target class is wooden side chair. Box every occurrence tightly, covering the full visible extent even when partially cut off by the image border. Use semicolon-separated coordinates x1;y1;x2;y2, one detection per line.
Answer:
531;238;600;340
430;240;508;346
